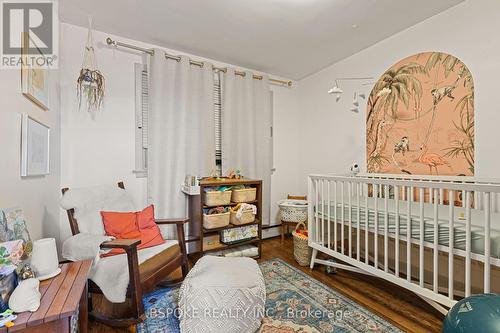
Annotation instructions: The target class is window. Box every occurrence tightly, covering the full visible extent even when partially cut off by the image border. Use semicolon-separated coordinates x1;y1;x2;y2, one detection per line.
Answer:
134;65;223;177
214;71;222;176
134;63;148;177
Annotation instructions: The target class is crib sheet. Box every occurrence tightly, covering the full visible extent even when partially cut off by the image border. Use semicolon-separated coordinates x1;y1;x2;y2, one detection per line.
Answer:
314;196;500;259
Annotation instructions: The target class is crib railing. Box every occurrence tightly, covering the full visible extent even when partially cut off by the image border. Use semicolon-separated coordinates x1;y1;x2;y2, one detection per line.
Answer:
308;174;500;311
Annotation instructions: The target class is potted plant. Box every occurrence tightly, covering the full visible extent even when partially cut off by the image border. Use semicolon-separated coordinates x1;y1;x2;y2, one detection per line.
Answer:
77;17;105;112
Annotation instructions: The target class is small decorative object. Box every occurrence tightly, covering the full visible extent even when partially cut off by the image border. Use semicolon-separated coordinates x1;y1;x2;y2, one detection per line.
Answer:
327;77;373;103
0;309;17;328
0;208;32;257
77;17;105;112
350;163;360;176
8;278;41;313
21;32;49;110
0;272;17;313
0;240;24;269
30;238;61;281
227;169;242;179
21;114;50;177
0;241;20;312
325;259;337;274
16;263;35;280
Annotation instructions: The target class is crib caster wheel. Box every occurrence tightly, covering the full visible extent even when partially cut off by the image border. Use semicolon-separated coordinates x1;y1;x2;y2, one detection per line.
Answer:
325;259;337;274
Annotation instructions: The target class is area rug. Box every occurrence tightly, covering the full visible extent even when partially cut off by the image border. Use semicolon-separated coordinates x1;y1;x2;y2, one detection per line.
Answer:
137;258;403;332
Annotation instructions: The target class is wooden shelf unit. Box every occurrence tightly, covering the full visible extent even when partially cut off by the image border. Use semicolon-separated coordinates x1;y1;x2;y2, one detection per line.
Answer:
187;178;262;258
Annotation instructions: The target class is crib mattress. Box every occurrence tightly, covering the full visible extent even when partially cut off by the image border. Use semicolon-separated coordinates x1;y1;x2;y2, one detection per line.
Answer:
314;196;500;259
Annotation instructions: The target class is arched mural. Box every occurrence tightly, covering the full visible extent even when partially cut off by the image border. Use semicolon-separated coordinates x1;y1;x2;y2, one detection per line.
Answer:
366;52;474;176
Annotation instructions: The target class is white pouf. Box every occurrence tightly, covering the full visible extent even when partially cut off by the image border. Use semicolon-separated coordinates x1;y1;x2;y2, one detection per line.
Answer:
179;256;266;333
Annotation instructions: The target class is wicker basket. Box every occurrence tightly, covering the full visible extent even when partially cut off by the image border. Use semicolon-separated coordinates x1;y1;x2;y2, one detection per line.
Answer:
278;199;308;223
203;212;230;229
230;209;256;225
204;190;232;207
231;188;257;203
292;222;311;266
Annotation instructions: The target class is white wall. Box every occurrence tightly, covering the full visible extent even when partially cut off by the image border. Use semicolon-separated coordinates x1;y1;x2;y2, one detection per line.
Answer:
296;0;500;193
60;23;300;241
0;63;61;243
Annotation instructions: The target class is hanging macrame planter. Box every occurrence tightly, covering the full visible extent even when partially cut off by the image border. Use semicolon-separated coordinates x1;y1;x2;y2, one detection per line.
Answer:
77;18;105;112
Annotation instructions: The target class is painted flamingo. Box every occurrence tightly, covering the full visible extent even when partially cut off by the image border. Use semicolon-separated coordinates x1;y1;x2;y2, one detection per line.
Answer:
418;144;448;175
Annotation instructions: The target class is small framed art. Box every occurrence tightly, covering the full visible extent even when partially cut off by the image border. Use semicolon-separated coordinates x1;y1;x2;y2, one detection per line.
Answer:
21;114;50;177
21;32;50;111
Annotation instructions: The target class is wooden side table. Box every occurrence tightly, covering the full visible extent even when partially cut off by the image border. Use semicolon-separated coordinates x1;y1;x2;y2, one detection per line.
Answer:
2;260;92;333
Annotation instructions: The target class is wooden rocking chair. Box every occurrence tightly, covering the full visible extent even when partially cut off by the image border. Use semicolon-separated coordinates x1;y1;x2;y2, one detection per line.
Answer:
61;182;189;327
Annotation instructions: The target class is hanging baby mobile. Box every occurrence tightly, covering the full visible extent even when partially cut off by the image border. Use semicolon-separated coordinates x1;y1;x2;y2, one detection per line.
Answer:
77;17;105;112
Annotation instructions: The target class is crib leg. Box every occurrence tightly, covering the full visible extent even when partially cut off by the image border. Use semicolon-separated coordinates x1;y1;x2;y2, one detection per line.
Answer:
310;248;318;270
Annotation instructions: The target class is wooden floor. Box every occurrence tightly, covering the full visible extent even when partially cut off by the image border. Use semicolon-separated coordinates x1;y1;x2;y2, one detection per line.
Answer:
89;236;443;333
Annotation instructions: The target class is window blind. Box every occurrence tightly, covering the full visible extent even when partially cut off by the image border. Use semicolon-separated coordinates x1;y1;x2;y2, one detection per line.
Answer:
134;63;148;173
141;68;149;151
214;72;222;162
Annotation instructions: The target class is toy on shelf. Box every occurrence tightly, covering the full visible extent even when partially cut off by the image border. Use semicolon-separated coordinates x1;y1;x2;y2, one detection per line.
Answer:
0;309;16;328
227;169;242;179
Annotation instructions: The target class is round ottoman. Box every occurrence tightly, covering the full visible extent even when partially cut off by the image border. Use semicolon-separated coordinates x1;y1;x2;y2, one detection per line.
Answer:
179;256;266;333
443;294;500;333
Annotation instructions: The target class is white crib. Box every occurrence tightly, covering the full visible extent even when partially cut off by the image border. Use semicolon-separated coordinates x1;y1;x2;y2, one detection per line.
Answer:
308;173;500;314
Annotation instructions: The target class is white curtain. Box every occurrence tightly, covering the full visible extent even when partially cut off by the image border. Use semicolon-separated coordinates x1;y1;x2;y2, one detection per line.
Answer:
148;50;215;238
222;69;272;225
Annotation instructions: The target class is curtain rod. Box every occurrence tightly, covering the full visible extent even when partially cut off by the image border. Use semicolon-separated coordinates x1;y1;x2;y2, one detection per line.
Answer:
105;37;292;87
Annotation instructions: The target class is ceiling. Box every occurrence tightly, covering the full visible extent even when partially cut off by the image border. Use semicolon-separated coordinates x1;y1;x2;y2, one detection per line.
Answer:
59;0;464;80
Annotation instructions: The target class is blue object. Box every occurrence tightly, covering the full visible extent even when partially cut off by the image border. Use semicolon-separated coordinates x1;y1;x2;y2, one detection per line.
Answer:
136;287;179;333
0;272;17;313
443;294;500;333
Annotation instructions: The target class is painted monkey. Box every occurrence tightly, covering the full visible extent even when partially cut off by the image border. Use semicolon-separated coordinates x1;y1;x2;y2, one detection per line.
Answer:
431;86;455;105
394;136;410;156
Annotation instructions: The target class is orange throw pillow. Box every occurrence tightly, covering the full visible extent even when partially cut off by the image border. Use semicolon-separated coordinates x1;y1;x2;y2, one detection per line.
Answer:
101;205;165;257
136;205;165;248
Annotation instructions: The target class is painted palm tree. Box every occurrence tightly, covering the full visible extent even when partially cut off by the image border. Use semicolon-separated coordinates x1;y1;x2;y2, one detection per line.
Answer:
421;53;468;147
367;62;425;172
367;62;425;124
444;65;475;173
420;53;475;173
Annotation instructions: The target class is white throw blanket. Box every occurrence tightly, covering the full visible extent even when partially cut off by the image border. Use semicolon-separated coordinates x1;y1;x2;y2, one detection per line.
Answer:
63;234;177;303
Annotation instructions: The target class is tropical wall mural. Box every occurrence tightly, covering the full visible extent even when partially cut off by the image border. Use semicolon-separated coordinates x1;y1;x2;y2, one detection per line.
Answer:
366;52;474;176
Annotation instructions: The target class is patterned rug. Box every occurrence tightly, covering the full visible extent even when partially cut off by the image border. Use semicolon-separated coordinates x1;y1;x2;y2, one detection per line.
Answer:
137;258;403;332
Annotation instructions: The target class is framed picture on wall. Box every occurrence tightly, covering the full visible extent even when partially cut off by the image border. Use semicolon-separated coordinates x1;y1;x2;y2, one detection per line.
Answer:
21;32;50;111
21;114;50;177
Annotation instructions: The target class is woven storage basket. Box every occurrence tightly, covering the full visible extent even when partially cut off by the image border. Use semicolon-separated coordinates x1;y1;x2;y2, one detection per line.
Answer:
230;209;256;225
231;188;257;203
292;222;312;266
203;212;230;229
204;190;232;206
278;199;308;223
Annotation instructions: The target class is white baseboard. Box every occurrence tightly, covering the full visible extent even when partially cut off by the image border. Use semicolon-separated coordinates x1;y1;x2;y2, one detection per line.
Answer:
263;226;280;239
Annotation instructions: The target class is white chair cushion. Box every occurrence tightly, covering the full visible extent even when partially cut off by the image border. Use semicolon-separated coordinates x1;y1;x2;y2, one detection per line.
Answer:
179;256;266;333
60;184;135;235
